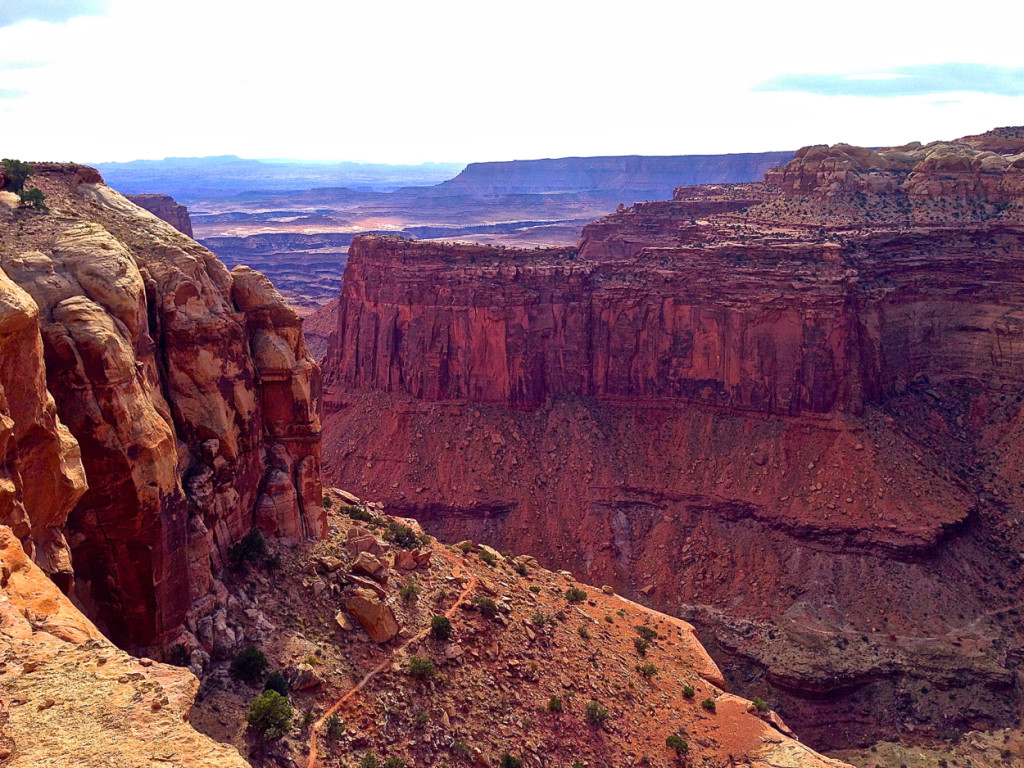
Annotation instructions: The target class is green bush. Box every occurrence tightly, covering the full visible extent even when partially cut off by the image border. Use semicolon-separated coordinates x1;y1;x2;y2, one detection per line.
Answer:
400;577;420;604
479;549;498;567
513;561;528;576
499;756;522;768
386;521;419;549
359;753;380;768
586;700;609;726
383;759;407;768
682;685;695;698
474;596;498;620
344;505;375;523
264;670;290;696
636;625;659;641
17;187;47;211
666;734;688;755
228;529;268;570
407;656;437;680
565;586;587;604
1;159;33;192
430;615;453;641
246;690;292;739
547;695;563;713
529;585;541;593
636;662;658;678
450;740;474;758
230;646;268;683
325;711;345;738
578;626;591;640
457;541;474;554
634;637;649;656
752;696;769;712
701;698;717;713
322;495;333;509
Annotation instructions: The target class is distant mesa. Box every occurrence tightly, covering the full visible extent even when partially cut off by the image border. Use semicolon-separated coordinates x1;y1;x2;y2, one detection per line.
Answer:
127;193;194;237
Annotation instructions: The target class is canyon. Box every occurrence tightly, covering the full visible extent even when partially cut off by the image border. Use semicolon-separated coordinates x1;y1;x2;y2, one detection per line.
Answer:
319;127;1024;751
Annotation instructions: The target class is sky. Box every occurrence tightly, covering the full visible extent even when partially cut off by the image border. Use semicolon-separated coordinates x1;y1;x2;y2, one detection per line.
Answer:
1;0;1022;164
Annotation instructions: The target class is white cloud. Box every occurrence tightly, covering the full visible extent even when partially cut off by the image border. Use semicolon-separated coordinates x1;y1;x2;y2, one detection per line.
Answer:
1;0;1023;163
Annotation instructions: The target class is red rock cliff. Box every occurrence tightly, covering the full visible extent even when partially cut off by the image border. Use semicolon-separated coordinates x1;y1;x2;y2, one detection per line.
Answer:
0;165;324;659
321;128;1024;748
127;193;194;237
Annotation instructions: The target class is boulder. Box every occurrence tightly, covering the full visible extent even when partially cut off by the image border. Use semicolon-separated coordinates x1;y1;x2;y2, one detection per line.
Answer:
345;589;399;642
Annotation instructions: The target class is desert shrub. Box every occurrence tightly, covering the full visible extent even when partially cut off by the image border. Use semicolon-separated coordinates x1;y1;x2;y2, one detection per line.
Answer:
407;656;437;680
565;586;587;603
578;626;591;640
230;646;268;683
634;637;649;656
473;596;498;620
701;698;717;713
300;707;316;729
1;159;33;192
752;696;769;712
666;734;688;755
246;690;292;739
322;495;333;509
168;643;190;667
400;577;420;604
344;505;375;523
228;529;268;570
586;700;609;726
430;615;453;641
479;549;498;567
325;712;345;738
636;662;658;678
528;585;541;594
531;611;553;628
17;187;47;211
513;561;528;576
383;759;407;768
499;756;522;768
264;670;290;696
547;695;563;713
458;541;474;554
682;685;695;698
450;740;474;758
358;753;380;768
386;521;419;549
636;625;659;641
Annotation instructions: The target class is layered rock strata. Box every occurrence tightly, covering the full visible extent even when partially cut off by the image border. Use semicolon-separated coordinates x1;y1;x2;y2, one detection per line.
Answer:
321;128;1024;748
126;193;194;237
0;165;324;659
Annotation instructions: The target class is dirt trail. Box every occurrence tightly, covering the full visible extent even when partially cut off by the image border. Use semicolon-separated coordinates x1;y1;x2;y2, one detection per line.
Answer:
305;549;478;768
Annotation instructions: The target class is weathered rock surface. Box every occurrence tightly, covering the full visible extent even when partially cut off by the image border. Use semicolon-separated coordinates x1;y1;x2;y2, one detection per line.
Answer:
321;128;1024;748
0;525;249;767
0;163;323;656
126;193;194;237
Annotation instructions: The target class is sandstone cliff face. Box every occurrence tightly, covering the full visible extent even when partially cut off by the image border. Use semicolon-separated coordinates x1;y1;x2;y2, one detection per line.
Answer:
0;165;324;657
126;193;194;237
321;128;1024;748
0;525;250;767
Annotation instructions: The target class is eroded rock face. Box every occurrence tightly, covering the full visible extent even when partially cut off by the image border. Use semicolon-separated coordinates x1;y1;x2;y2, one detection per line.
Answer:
0;164;323;656
321;128;1024;748
0;525;250;768
127;193;194;237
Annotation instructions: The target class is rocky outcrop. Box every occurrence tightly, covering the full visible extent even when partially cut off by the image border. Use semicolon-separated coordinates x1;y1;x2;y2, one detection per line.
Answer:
0;164;323;657
126;192;194;237
321;128;1024;748
0;525;250;767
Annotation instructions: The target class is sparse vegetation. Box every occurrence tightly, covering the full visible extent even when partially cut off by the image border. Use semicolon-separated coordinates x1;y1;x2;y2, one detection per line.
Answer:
529;585;541;593
499;755;522;768
344;505;376;523
701;697;717;713
586;700;610;726
450;740;474;758
752;696;769;712
458;541;474;554
358;752;380;768
230;646;268;683
168;643;190;667
264;670;290;696
666;734;689;756
547;695;563;713
2;159;34;192
17;187;47;211
479;549;498;567
430;615;453;641
227;529;268;570
383;759;407;768
513;561;528;576
635;625;659;641
634;637;649;656
322;495;333;509
636;662;658;678
682;685;695;698
325;712;345;738
246;690;293;740
407;656;437;680
400;577;420;604
385;520;419;549
565;586;587;603
578;626;591;640
473;596;498;620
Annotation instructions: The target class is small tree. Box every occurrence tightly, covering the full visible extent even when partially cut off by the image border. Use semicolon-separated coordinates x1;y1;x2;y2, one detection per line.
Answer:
17;187;47;211
325;712;345;739
230;646;268;683
1;159;34;192
430;615;453;641
264;670;290;696
246;690;292;739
